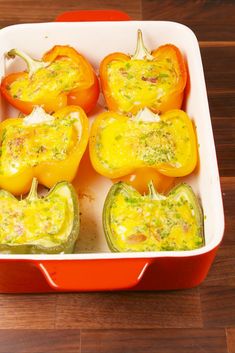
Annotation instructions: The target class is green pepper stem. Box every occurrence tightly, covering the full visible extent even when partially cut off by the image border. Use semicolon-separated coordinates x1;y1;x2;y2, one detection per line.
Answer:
27;178;39;200
148;181;166;200
132;29;154;61
6;49;49;77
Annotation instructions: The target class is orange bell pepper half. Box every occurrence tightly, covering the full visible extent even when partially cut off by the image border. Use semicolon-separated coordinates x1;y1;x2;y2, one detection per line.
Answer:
0;105;89;195
100;30;187;115
1;45;99;115
89;108;197;179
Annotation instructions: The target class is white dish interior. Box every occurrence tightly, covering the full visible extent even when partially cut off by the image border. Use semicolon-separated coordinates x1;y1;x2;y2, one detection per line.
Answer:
0;21;224;259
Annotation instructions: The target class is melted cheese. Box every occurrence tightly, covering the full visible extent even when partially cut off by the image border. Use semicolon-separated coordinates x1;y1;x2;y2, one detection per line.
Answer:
107;58;178;113
0;115;78;175
0;191;72;247
109;189;203;251
96;115;191;172
9;57;82;101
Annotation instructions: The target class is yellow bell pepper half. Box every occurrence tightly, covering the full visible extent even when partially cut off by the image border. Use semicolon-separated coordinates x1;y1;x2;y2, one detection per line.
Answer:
0;106;89;195
89;108;198;179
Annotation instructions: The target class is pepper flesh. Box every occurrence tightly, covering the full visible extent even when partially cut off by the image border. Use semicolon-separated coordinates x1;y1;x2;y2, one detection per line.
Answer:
0;105;89;195
113;167;175;195
100;30;187;115
1;45;99;114
0;178;79;254
89;108;198;179
103;181;204;252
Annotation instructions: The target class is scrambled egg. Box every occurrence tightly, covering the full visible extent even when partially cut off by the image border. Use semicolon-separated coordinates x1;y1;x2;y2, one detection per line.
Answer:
109;187;203;251
0;115;77;175
0;191;72;247
9;57;82;101
96;114;191;172
107;58;178;113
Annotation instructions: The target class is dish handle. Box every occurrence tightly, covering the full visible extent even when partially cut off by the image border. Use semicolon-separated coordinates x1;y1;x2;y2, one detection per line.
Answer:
55;9;131;22
35;258;152;291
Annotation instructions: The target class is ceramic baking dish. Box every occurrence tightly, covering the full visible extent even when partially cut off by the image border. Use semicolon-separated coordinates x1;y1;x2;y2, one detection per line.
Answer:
0;15;224;292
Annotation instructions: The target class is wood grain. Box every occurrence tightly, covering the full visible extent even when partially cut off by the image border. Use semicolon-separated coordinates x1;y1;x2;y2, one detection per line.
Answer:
0;295;57;329
200;178;235;332
201;47;235;93
200;287;235;328
0;0;141;28
212;118;235;146
200;42;235;48
142;0;235;41
227;328;235;353
209;94;235;118
201;245;235;287
199;43;235;175
211;118;235;176
55;290;202;329
0;330;80;353
80;329;228;353
221;177;235;242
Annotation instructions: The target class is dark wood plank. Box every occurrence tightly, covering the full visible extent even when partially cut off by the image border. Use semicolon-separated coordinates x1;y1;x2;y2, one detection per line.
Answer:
200;179;235;328
0;330;80;353
200;42;235;48
221;177;235;242
216;144;235;176
0;295;57;329
212;118;235;176
200;179;235;290
81;328;227;353
56;290;202;329
200;286;235;328
201;48;235;166
221;177;235;192
142;0;235;41
200;46;235;93
204;35;233;180
201;245;235;287
209;93;235;118
0;0;141;28
212;117;235;145
227;328;235;353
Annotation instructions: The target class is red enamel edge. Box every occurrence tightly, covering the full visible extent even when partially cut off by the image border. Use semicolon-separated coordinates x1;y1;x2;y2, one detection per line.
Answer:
36;258;152;291
55;10;131;22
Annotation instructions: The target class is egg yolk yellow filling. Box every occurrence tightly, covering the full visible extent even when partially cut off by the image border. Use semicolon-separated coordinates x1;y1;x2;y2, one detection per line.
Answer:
0;192;72;247
9;57;82;101
0;116;78;175
96;115;191;171
109;189;203;251
107;59;178;112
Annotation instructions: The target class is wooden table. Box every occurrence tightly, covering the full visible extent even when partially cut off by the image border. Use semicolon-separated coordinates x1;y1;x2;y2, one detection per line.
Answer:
0;1;234;352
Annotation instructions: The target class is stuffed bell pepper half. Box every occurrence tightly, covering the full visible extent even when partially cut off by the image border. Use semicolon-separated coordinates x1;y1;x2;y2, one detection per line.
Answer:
0;178;79;254
1;45;99;114
0;105;89;195
103;181;204;252
100;30;187;115
89;108;198;180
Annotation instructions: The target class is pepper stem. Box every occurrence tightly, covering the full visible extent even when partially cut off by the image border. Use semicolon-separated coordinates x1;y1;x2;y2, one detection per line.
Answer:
23;106;54;126
135;107;160;122
132;29;154;61
6;49;49;77
148;181;166;200
27;178;39;200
